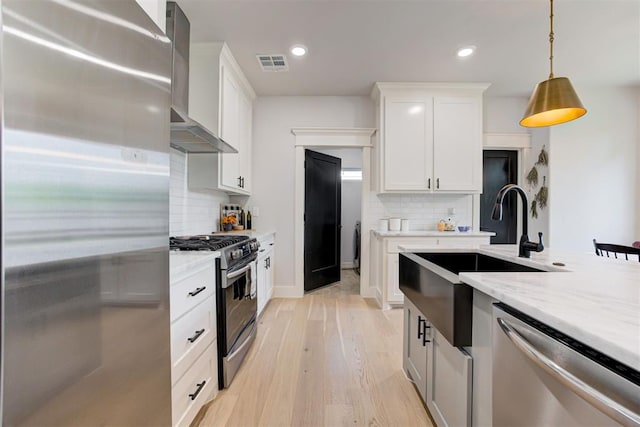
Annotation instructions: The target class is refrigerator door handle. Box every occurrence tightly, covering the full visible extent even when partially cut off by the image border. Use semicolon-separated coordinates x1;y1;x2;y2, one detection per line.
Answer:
497;317;640;427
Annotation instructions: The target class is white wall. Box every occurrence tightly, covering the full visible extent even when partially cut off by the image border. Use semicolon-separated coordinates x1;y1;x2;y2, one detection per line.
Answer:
527;127;551;243
316;148;363;268
250;97;375;289
549;86;638;252
170;149;230;235
484;96;529;134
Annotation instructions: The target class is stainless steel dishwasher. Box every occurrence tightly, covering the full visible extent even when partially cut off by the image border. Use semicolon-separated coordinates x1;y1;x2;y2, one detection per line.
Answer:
492;303;640;427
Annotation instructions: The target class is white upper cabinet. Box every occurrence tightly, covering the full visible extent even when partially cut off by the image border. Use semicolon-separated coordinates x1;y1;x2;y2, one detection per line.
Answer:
372;83;489;194
433;96;482;192
384;96;434;191
187;43;255;195
237;93;252;193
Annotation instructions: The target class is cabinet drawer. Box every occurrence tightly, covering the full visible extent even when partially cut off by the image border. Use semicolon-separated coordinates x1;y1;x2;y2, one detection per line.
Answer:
171;296;216;385
171;265;215;321
387;238;438;253
172;342;217;427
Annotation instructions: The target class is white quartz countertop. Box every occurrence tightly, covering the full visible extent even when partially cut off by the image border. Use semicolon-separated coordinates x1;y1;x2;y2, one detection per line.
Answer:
169;251;219;283
399;244;640;371
372;230;495;238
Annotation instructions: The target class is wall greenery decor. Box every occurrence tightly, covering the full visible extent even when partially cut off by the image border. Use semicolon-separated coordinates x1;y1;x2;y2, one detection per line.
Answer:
529;145;549;218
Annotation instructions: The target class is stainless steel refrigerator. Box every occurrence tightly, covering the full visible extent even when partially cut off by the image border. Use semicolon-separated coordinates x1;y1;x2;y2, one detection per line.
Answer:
1;1;173;425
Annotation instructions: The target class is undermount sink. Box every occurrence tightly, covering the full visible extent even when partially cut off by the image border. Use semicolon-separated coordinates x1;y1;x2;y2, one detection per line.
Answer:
399;252;545;347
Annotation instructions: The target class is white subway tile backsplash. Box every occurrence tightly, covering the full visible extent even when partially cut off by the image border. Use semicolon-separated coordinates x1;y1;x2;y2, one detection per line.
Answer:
170;149;230;236
368;192;473;231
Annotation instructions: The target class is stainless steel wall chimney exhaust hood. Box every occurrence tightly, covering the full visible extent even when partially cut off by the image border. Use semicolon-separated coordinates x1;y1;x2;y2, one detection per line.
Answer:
166;2;236;153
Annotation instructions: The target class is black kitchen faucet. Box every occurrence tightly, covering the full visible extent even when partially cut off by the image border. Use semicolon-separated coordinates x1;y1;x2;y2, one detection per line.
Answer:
491;184;544;258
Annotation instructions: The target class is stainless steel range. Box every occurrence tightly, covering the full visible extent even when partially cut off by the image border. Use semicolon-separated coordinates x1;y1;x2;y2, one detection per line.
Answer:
170;235;260;388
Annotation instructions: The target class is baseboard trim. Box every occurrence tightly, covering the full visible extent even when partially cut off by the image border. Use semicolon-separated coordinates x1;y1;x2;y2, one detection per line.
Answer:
374;288;383;308
341;262;355;269
273;285;304;298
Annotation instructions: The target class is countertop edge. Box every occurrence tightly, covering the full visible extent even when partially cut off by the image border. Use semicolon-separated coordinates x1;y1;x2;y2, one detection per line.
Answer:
371;230;496;238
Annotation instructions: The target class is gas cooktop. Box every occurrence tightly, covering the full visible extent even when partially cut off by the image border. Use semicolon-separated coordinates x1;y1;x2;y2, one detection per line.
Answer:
169;235;249;252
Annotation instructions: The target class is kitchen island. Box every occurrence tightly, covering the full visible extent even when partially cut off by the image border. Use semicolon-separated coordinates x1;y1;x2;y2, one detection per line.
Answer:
398;244;640;426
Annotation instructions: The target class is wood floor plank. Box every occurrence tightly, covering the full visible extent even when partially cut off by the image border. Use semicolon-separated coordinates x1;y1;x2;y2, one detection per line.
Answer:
196;271;433;427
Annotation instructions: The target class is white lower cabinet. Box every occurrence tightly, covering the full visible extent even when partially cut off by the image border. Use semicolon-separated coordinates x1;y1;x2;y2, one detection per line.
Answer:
427;328;472;427
403;297;430;401
386;254;405;304
170;255;219;427
257;233;275;316
403;298;472;427
172;342;217;427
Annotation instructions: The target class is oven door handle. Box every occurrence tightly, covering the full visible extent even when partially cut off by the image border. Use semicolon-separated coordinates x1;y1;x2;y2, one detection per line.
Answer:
225;263;252;283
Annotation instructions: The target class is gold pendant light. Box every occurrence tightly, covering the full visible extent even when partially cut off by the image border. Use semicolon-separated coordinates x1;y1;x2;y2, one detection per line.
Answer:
520;0;586;128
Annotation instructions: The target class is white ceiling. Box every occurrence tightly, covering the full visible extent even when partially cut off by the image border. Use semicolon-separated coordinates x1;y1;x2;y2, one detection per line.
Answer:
177;0;640;97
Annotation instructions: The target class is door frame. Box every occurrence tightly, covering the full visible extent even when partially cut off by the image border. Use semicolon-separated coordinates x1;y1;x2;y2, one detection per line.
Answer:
476;133;532;240
292;128;376;298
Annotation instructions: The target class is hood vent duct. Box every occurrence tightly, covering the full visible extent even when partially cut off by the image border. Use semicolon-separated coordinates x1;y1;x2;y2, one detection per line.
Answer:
166;2;236;153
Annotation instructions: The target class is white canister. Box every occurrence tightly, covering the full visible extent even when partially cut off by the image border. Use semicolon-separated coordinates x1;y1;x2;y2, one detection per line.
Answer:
401;219;410;231
378;219;389;232
389;217;401;231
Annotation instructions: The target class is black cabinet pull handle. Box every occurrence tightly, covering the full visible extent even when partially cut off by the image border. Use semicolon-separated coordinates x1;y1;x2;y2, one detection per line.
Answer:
422;324;431;346
187;329;205;343
417;316;431;346
428;178;431;189
267;257;270;269
188;286;206;297
436;178;440;189
237;176;242;187
189;380;206;400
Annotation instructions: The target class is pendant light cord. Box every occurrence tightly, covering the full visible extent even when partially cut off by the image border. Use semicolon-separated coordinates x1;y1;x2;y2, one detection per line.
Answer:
549;0;554;79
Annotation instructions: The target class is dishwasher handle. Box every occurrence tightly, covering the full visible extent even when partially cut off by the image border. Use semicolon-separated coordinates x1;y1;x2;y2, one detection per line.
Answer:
497;317;640;427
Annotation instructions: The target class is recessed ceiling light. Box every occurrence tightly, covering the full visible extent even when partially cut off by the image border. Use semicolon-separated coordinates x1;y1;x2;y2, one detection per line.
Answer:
457;46;476;58
290;44;307;57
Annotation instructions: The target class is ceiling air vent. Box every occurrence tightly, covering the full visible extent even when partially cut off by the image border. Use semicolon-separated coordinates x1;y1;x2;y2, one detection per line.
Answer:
256;54;289;72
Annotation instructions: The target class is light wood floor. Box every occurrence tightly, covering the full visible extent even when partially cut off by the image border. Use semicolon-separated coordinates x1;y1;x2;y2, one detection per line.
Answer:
196;293;433;427
308;269;360;296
